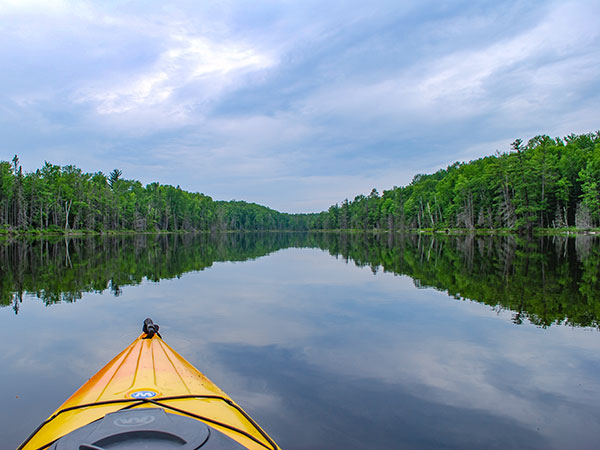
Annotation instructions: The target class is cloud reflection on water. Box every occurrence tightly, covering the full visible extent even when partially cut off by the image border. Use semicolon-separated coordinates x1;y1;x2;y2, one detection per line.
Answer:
1;246;600;449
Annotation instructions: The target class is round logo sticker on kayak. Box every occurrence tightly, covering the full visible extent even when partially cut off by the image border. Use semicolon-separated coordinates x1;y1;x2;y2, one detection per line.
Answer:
129;390;158;399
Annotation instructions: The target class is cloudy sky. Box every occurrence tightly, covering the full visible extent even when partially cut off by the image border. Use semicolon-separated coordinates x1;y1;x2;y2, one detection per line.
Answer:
1;0;598;212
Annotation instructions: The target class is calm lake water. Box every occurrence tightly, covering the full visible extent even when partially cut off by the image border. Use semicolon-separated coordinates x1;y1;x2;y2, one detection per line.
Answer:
1;233;600;449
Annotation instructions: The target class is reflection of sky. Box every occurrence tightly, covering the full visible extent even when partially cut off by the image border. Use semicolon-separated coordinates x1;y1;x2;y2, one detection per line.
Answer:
2;248;600;449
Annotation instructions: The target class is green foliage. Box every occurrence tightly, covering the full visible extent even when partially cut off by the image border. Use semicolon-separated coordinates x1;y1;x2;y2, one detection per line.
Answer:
1;131;598;234
319;131;600;233
0;163;301;232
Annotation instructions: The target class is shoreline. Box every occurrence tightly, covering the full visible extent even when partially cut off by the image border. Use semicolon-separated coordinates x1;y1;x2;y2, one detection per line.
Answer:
1;227;600;238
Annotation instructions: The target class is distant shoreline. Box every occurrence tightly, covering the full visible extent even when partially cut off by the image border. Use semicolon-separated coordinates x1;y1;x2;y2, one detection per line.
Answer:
2;227;600;238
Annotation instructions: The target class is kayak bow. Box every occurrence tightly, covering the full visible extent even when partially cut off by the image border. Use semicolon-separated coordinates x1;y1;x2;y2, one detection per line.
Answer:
18;319;280;450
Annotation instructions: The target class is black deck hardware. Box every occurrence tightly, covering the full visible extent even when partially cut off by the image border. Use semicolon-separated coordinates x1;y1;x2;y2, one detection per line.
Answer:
142;318;161;339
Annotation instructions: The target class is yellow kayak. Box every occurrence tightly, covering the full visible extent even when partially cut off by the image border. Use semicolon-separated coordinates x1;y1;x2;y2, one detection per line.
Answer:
18;319;280;450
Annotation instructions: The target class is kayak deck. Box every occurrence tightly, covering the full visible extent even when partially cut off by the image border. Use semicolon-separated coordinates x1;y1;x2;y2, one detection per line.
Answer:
19;332;279;450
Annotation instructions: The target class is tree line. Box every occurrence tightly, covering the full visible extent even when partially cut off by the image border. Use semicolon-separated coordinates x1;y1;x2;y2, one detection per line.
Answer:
1;131;599;234
310;132;600;233
0;157;302;232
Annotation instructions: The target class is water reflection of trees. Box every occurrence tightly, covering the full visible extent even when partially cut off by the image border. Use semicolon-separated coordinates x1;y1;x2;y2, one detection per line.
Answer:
2;233;599;328
0;233;305;313
312;233;600;329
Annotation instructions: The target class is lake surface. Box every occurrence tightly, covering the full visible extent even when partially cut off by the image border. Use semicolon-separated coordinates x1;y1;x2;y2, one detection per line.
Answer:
1;233;600;449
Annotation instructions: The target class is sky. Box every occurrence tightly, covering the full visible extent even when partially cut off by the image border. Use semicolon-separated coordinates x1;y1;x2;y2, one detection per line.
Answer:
1;0;599;213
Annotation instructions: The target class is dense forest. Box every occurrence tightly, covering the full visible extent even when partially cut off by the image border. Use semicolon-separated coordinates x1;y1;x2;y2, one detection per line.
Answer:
1;131;599;234
313;132;600;233
0;158;302;232
2;233;599;328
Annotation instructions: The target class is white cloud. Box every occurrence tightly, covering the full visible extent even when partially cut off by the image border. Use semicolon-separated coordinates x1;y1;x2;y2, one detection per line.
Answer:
1;0;598;211
297;0;599;134
0;0;69;14
74;33;275;125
